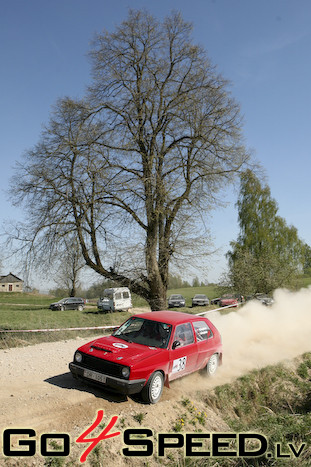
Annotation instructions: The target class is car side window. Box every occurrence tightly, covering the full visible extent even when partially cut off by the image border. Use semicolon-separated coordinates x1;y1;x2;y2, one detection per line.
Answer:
193;321;213;341
173;323;194;346
115;292;122;300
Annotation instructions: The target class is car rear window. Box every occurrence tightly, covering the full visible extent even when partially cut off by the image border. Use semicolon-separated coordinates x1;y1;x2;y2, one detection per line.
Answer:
193;321;213;341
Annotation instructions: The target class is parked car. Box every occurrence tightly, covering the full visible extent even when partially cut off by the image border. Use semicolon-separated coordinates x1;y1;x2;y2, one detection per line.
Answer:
234;294;245;303
192;294;209;306
69;310;222;404
253;293;274;306
168;294;186;308
49;297;85;311
210;297;220;305
97;287;132;313
219;294;238;308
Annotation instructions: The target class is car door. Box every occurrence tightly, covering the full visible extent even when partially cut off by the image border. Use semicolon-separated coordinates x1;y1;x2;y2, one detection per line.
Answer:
67;298;76;310
61;299;69;310
168;323;198;381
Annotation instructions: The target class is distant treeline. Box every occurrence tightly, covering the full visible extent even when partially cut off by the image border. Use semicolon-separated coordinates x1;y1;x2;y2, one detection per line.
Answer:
49;274;210;299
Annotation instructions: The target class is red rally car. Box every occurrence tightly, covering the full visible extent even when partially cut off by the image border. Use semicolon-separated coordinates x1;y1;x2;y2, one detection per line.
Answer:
69;310;222;404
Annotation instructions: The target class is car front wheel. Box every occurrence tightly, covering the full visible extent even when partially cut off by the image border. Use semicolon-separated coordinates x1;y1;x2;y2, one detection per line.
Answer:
141;371;164;404
206;353;219;376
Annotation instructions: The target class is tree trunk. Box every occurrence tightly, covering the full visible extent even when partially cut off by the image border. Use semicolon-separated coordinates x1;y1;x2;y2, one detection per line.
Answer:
146;277;167;311
145;222;168;311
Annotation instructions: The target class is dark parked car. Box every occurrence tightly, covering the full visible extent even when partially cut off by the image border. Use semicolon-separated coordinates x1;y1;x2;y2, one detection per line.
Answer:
192;294;209;306
168;294;186;308
210;297;220;305
49;297;85;311
253;293;274;306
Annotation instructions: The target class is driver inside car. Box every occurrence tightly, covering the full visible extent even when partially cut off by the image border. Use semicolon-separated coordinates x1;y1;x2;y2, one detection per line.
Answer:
174;325;187;346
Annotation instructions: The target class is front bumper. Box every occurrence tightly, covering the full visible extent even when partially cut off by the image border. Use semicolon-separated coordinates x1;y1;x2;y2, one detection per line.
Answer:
69;362;146;395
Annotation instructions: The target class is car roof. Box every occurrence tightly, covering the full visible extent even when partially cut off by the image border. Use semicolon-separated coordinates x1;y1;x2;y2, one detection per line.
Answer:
58;297;83;301
133;310;205;325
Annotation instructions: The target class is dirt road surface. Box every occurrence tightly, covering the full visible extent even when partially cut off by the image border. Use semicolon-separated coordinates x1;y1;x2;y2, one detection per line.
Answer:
0;335;228;466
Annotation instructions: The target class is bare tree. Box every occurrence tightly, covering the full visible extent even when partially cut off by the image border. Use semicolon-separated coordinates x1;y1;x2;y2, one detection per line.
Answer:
54;235;85;296
9;10;249;310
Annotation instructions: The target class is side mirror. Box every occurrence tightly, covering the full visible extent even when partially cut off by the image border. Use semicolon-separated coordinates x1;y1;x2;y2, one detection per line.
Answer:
172;340;181;350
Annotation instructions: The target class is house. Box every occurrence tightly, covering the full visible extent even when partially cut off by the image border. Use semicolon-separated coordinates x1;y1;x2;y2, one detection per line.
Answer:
0;273;24;292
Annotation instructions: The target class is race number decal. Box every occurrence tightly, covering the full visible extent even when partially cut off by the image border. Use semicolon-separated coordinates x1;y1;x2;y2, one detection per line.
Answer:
172;356;187;373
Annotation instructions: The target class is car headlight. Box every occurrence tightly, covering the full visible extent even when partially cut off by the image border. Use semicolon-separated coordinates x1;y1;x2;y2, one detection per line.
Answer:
121;367;130;378
75;352;83;363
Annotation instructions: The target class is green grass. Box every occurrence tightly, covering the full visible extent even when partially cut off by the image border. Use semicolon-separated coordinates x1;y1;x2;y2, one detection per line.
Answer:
294;274;311;290
0;285;225;348
0;293;131;348
199;354;311;466
0;292;53;305
167;354;311;466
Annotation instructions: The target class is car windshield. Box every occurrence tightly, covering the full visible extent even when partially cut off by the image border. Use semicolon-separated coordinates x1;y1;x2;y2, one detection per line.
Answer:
103;292;113;299
112;317;172;349
194;295;206;299
170;295;183;299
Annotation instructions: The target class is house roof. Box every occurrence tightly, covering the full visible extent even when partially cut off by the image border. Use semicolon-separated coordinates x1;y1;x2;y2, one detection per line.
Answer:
0;273;23;283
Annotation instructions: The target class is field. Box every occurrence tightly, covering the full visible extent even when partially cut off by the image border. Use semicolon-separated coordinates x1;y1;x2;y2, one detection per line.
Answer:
0;287;221;349
0;293;129;348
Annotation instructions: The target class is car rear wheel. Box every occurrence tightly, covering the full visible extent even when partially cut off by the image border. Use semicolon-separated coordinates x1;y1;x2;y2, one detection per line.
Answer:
141;371;164;404
206;353;218;376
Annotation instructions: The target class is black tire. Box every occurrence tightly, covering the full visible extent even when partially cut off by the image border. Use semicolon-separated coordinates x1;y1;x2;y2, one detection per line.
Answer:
206;353;219;376
141;371;164;404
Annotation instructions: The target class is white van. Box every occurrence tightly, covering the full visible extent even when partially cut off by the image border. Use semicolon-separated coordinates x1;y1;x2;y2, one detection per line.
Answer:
97;287;132;313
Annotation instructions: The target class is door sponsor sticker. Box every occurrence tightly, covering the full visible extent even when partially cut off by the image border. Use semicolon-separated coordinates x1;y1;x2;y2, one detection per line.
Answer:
172;356;187;373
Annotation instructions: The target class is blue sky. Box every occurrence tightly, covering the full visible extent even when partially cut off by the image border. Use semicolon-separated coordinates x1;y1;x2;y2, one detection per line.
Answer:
1;0;311;288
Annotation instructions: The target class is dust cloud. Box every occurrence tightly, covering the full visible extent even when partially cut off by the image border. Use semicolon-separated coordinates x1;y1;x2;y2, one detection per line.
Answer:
206;287;311;383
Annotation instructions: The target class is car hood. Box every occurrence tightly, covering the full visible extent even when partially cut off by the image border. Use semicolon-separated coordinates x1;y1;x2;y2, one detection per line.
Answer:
77;335;162;365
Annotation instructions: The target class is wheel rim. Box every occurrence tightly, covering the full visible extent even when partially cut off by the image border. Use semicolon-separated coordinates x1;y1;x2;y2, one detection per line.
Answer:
208;354;218;375
151;374;162;401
